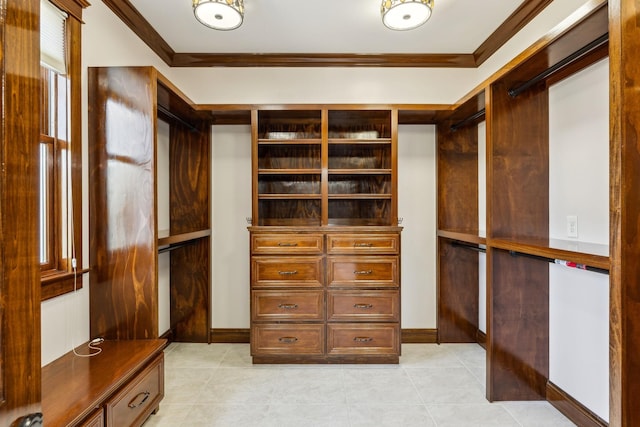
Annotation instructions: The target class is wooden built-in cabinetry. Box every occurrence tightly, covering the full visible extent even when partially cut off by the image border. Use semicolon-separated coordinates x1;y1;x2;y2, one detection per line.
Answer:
249;107;401;363
89;66;211;343
436;0;610;417
42;340;165;427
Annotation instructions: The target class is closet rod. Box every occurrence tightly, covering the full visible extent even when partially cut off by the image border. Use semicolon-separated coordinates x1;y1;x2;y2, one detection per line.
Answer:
507;33;608;98
157;104;199;132
452;241;486;253
450;109;486;132
508;250;609;275
158;241;193;254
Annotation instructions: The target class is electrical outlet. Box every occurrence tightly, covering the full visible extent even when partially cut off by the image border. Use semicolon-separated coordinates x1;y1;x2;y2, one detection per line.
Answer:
567;215;578;238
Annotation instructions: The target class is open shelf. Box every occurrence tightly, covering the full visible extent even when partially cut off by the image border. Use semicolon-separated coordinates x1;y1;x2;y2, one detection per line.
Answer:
437;230;487;246
158;229;211;247
489;237;609;271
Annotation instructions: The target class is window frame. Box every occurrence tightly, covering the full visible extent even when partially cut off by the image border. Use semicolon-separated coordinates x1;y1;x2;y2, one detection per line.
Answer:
40;0;85;301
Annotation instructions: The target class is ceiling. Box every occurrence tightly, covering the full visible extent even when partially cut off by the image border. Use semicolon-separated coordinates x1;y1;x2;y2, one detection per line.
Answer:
103;0;553;67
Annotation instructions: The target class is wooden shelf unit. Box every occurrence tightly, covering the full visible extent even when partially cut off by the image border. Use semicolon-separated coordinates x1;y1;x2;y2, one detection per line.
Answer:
89;66;211;343
436;0;611;412
250;107;401;363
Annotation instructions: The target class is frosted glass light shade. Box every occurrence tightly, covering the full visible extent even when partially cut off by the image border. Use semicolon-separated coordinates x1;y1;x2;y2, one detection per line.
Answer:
193;0;244;31
381;0;434;31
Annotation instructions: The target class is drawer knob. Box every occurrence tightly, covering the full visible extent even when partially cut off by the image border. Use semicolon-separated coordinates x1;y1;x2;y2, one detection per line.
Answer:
354;242;373;247
278;270;298;275
278;336;298;344
128;391;150;409
353;270;373;275
353;303;373;309
353;337;373;343
278;303;299;310
278;242;298;247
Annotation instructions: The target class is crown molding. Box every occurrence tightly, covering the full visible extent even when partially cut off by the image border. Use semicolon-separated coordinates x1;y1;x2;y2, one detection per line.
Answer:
102;0;552;68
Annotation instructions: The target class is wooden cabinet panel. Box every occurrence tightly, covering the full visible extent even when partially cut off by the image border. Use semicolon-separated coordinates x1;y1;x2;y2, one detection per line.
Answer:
251;233;324;254
252;256;323;287
252;290;324;321
326;234;399;255
327;324;399;355
327;290;399;322
327;256;398;287
80;409;104;427
251;324;325;355
105;354;164;427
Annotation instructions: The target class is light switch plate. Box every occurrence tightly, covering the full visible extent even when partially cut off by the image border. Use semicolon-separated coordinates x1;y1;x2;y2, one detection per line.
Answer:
567;215;578;238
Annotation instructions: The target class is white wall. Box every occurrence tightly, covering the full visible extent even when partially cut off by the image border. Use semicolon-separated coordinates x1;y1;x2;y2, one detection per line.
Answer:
211;126;252;328
398;125;437;328
548;58;609;421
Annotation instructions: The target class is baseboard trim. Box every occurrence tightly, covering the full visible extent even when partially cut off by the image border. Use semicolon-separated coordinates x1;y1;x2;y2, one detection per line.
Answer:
476;330;487;349
159;329;174;344
210;328;250;343
401;328;438;343
209;328;438;344
546;381;608;427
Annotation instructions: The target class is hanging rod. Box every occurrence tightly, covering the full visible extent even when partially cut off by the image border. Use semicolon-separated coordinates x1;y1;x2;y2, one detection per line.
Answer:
452;241;486;253
450;109;486;132
508;33;609;98
158;241;193;254
157;104;199;132
508;250;609;275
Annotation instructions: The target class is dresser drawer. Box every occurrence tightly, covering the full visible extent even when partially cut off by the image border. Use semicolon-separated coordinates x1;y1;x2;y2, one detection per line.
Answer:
327;324;399;355
251;324;324;355
327;290;399;322
252;256;323;288
251;233;324;255
105;353;163;427
252;290;324;321
327;234;399;255
327;256;398;287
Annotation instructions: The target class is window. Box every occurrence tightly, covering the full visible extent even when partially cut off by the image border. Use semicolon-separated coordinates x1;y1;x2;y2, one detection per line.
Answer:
40;0;84;300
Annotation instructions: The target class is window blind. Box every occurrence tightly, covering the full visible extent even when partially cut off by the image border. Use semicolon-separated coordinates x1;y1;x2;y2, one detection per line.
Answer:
40;0;67;74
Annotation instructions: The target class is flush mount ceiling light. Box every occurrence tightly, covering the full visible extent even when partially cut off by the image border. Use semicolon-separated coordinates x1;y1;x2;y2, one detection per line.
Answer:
193;0;244;31
381;0;434;31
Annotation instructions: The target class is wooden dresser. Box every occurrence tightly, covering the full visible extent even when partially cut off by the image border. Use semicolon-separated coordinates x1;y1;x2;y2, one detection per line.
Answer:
42;340;165;427
250;228;401;363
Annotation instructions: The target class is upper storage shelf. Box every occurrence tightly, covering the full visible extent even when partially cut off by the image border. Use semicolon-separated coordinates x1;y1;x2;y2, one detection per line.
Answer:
252;107;398;227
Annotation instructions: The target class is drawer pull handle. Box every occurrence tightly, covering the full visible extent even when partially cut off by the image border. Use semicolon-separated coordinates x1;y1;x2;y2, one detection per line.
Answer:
354;242;373;247
279;336;298;344
278;270;298;275
353;337;373;343
353;270;373;275
353;303;373;309
128;391;151;409
278;303;298;309
278;242;298;247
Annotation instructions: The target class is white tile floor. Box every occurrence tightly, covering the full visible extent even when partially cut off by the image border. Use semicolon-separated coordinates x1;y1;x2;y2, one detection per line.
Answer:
143;343;575;427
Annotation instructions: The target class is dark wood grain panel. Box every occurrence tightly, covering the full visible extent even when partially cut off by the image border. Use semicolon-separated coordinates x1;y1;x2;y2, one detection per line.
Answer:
437;239;479;343
609;1;640;425
89;67;159;340
487;248;549;401
488;80;549;240
170;238;210;342
0;0;42;423
170;117;211;235
437;117;479;233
